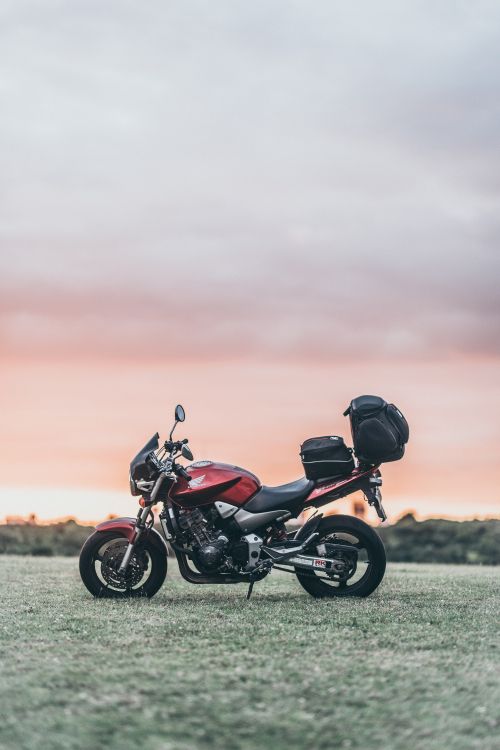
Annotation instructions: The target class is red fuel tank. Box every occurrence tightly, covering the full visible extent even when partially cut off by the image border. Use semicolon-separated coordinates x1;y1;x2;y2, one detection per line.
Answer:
170;461;261;509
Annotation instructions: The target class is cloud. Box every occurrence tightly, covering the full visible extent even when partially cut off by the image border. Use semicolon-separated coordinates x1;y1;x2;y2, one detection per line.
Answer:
2;250;499;363
1;1;500;363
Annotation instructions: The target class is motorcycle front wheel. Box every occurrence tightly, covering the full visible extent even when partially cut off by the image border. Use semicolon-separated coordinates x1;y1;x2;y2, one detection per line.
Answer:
295;514;386;598
79;531;167;598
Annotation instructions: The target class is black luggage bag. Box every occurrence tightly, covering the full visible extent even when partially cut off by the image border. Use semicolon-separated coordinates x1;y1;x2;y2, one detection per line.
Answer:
344;395;409;464
300;436;355;480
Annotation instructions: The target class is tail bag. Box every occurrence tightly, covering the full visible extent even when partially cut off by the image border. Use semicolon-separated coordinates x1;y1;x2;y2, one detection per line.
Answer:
300;436;355;480
344;395;409;464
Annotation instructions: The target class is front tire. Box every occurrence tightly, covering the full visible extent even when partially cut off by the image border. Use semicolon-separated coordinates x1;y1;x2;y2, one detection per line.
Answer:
295;514;386;598
79;531;167;598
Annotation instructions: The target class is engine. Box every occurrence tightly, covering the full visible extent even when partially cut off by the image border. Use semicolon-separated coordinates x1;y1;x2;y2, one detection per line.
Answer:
177;507;230;572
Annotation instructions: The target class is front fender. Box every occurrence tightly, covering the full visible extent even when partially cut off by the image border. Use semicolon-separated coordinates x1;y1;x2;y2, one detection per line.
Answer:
96;516;137;541
95;517;168;554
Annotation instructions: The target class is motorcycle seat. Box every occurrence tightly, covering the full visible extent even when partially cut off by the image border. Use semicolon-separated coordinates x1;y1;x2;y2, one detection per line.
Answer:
244;476;314;513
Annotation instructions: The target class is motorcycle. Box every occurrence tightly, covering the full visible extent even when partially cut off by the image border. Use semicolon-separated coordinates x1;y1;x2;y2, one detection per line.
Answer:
79;403;396;600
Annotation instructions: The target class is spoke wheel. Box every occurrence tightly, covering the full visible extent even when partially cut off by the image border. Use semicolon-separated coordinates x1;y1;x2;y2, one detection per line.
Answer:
295;515;386;598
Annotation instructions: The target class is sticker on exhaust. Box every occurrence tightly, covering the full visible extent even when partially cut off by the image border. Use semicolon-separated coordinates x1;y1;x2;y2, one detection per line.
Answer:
313;558;327;568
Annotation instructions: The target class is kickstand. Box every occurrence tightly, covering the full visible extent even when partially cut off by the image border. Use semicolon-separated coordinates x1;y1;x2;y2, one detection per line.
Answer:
245;560;273;600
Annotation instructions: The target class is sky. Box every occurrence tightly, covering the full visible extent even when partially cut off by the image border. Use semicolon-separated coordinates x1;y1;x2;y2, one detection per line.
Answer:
1;1;499;522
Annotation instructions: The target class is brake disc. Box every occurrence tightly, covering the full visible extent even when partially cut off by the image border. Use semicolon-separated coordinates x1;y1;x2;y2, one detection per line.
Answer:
100;543;147;588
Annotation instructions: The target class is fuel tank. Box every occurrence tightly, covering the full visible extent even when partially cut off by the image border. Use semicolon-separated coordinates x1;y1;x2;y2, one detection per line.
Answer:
170;461;261;508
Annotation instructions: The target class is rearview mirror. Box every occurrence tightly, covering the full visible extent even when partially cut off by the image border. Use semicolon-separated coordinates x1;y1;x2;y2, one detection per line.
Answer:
175;404;186;423
182;444;194;461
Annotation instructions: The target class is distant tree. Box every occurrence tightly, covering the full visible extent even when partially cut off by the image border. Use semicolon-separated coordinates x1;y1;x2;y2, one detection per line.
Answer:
0;515;499;563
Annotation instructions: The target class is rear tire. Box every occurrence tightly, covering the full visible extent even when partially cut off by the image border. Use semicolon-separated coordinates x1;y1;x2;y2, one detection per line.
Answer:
295;514;386;598
79;531;167;598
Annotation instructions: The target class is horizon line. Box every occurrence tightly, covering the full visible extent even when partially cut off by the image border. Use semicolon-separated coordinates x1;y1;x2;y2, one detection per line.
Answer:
2;510;500;527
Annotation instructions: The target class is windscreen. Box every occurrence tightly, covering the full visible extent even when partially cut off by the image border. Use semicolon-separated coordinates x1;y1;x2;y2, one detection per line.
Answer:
129;433;160;477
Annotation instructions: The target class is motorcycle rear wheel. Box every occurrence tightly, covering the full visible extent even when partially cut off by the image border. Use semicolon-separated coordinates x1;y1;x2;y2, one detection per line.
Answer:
79;531;167;598
295;514;386;598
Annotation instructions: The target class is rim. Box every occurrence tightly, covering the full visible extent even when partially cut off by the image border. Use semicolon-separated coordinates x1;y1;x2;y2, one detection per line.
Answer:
302;529;372;590
93;537;153;592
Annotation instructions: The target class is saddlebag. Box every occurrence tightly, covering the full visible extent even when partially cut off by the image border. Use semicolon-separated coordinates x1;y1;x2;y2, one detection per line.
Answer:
344;395;409;464
300;436;355;480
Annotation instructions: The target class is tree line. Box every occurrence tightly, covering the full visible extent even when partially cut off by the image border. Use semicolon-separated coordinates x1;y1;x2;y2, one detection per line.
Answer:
0;514;498;564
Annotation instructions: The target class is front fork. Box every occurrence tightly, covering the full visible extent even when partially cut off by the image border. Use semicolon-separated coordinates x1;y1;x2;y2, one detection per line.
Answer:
118;473;167;574
118;505;152;573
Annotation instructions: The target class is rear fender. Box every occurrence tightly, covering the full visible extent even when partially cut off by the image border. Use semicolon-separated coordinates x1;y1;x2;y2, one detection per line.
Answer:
294;513;323;541
95;517;168;554
305;465;381;507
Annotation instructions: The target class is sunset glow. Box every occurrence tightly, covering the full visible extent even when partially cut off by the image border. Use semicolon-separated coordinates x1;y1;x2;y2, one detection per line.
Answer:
1;3;499;523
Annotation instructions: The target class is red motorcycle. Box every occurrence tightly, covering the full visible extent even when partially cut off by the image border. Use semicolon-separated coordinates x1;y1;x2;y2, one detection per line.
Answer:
80;397;409;599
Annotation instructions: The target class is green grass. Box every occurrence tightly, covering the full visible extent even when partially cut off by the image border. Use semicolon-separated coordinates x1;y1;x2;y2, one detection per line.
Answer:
0;557;498;750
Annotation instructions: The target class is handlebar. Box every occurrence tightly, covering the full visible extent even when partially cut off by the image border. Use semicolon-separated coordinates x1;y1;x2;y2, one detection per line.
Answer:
164;438;189;452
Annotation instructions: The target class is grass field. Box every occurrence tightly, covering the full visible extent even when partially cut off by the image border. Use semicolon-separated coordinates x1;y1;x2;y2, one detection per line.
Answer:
0;557;498;750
